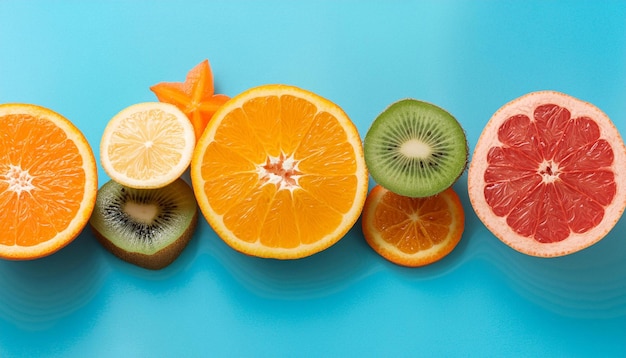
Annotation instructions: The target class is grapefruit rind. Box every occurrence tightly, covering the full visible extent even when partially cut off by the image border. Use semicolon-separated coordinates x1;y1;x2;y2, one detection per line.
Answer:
468;91;626;257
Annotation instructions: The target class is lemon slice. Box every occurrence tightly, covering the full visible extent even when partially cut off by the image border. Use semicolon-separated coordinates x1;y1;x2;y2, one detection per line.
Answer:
100;102;195;189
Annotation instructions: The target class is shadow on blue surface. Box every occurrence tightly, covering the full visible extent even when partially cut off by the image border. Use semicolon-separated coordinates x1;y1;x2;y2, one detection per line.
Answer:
0;231;108;355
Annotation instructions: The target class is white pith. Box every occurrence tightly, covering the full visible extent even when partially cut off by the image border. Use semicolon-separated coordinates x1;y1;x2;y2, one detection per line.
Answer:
538;160;560;183
256;153;302;192
3;164;35;196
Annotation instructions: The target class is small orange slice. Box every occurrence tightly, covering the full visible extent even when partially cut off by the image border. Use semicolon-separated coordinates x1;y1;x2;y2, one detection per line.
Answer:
191;84;369;259
0;103;98;260
362;185;464;267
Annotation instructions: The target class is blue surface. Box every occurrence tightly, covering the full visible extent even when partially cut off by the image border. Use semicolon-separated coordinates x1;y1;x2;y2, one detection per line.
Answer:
1;1;625;356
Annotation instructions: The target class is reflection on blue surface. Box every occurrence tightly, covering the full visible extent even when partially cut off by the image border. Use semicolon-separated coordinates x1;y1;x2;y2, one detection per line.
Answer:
1;1;625;356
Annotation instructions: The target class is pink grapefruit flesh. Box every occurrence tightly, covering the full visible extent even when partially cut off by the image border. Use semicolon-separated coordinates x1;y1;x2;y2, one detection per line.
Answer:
468;91;626;257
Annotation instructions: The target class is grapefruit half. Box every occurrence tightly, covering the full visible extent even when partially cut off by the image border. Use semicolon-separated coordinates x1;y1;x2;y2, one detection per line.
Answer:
468;91;626;257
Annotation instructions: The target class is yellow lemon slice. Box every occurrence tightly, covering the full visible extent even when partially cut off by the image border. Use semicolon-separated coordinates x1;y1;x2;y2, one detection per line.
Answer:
100;102;195;189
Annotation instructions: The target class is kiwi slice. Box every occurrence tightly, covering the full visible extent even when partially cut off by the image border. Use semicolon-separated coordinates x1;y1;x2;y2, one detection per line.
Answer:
89;178;198;270
364;99;468;198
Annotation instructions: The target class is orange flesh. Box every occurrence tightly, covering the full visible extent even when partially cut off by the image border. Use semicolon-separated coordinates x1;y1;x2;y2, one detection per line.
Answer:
0;114;85;246
484;103;616;243
201;94;357;249
374;188;453;254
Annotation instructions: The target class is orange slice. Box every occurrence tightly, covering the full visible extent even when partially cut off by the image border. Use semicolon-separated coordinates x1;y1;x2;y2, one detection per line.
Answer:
362;185;465;267
100;102;196;189
0;103;98;260
468;91;626;257
190;84;369;259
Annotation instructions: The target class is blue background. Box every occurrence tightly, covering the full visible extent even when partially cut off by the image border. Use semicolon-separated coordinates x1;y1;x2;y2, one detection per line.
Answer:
1;1;625;356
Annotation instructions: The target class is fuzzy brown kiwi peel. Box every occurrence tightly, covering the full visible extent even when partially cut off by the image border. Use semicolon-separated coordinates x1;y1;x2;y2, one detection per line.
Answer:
89;178;198;270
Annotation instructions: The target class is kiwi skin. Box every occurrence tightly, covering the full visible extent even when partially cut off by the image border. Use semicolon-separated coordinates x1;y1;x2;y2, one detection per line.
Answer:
91;210;197;270
89;178;198;270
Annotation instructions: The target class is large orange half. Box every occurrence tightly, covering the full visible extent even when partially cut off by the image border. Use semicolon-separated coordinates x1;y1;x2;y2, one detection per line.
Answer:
190;84;368;259
468;91;626;257
0;104;98;260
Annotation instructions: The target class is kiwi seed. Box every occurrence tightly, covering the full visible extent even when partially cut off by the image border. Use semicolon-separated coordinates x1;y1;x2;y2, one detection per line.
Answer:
89;178;198;270
364;99;468;198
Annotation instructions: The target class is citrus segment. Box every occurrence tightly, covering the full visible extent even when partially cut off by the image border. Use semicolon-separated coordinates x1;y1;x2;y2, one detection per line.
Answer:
191;84;368;259
362;185;465;267
214;108;268;164
0;104;97;260
241;95;283;157
298;175;359;213
100;102;196;189
468;91;626;257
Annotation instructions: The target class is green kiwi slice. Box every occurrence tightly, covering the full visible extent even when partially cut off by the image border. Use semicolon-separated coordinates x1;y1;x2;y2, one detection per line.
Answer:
89;178;198;270
364;99;468;198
